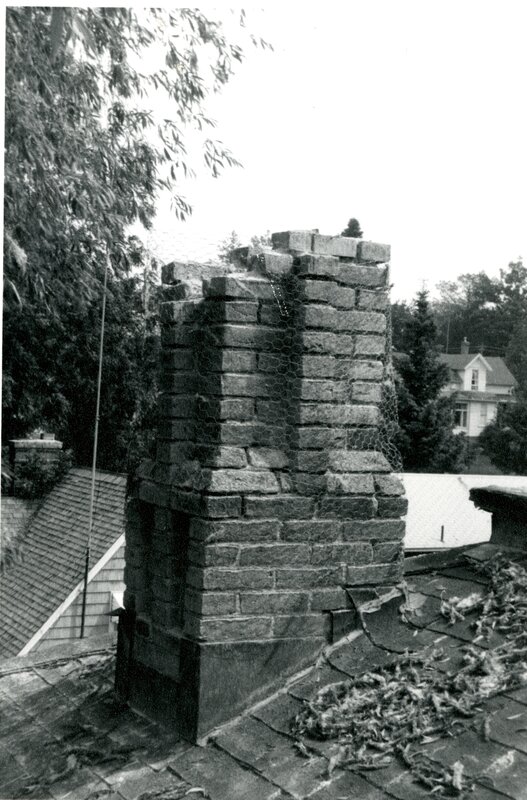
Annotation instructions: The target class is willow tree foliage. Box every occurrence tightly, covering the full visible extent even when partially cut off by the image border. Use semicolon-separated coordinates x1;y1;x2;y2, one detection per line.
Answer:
4;8;267;467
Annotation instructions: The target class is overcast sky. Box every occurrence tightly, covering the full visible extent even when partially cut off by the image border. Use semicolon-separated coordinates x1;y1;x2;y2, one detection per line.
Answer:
140;3;527;301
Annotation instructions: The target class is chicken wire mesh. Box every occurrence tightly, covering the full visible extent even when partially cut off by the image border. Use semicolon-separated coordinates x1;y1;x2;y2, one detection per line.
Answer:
159;242;404;505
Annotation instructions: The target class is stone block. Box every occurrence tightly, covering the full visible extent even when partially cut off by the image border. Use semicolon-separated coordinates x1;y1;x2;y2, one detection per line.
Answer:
329;449;391;473
198;348;257;374
357;241;391;263
333;334;355;356
318;497;376;519
171;491;242;519
298;304;337;330
198;421;281;448
188;544;239;567
201;374;274;398
310;587;351;611
280;519;340;542
354;334;386;357
247;448;289;469
202;469;280;495
357;289;389;310
372;541;403;562
295;379;334;402
326;473;375;494
162;349;194;370
311;542;373;566
291;473;327;494
297;403;335;425
351;382;383;403
300;355;335;378
336;264;388;287
161;326;195;348
187;567;274;591
192;446;247;468
186;615;273;641
348;360;385;380
258;303;291;327
257;352;290;374
205;301;259;324
275;567;344;589
374;475;405;496
163;279;202;300
255;400;283;422
196;397;255;422
160;300;201;324
312;234;359;258
203;275;275;300
336;310;387;333
296;254;339;279
346;562;402;585
239;544;309;566
330;285;357;309
297;331;336;353
185;590;238;616
273;614;329;638
240;592;309;614
272;230;314;253
205;324;281;351
302;280;335;303
250;251;294;275
244;495;315;519
334;404;381;426
296;427;345;449
377;496;409;517
159;394;196;419
190;518;281;544
293;451;329;472
341;519;405;541
160;371;197;394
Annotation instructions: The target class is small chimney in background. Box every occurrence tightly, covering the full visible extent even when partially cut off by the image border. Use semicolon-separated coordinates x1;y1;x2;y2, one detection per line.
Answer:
9;432;63;476
461;337;470;355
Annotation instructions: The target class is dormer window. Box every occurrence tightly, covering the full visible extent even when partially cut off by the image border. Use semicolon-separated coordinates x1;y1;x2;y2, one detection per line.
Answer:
471;369;479;391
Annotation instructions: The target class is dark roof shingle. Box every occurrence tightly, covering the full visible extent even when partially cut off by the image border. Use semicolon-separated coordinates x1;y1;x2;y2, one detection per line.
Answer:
440;354;517;386
0;468;126;657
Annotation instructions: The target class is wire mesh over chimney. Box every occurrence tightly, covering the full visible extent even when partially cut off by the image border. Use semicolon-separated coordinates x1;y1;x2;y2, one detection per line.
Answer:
116;230;407;741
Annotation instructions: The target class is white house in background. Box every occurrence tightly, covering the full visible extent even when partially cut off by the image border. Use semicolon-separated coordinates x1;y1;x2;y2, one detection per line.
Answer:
439;338;516;439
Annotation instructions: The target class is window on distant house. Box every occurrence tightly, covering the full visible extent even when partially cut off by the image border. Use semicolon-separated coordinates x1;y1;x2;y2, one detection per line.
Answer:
455;402;468;428
480;404;487;427
471;369;479;390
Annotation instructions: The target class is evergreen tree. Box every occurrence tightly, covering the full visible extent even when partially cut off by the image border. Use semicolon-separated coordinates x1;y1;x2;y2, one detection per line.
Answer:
341;218;363;238
395;290;468;472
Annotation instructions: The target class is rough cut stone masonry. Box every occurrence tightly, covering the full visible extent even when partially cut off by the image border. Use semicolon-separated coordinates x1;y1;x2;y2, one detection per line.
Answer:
115;230;407;740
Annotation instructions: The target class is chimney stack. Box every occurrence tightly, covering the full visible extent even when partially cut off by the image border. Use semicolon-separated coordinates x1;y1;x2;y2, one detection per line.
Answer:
461;337;470;355
116;230;408;741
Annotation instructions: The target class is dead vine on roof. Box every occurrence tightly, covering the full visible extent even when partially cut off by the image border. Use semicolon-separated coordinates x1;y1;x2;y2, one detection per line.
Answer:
293;557;527;798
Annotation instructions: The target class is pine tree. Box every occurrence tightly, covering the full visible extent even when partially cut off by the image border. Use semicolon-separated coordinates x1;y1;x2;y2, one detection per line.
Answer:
396;290;468;472
341;218;363;238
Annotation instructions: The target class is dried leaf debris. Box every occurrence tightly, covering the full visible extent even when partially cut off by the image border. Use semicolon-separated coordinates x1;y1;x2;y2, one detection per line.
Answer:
293;557;527;797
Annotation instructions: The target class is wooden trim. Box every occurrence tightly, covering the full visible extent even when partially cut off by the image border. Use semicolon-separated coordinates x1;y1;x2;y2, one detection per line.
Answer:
18;534;125;656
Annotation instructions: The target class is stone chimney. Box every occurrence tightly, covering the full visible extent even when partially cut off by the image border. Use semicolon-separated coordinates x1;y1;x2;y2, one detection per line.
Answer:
115;230;407;741
9;433;63;492
461;337;470;354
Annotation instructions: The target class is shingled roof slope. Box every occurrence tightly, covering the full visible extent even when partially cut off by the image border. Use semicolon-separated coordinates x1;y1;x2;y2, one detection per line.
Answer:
0;468;126;657
2;544;527;799
439;354;517;386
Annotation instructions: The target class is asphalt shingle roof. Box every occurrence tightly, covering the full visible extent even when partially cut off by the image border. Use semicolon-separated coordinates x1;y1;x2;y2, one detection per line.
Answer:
0;468;126;658
440;354;517;386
